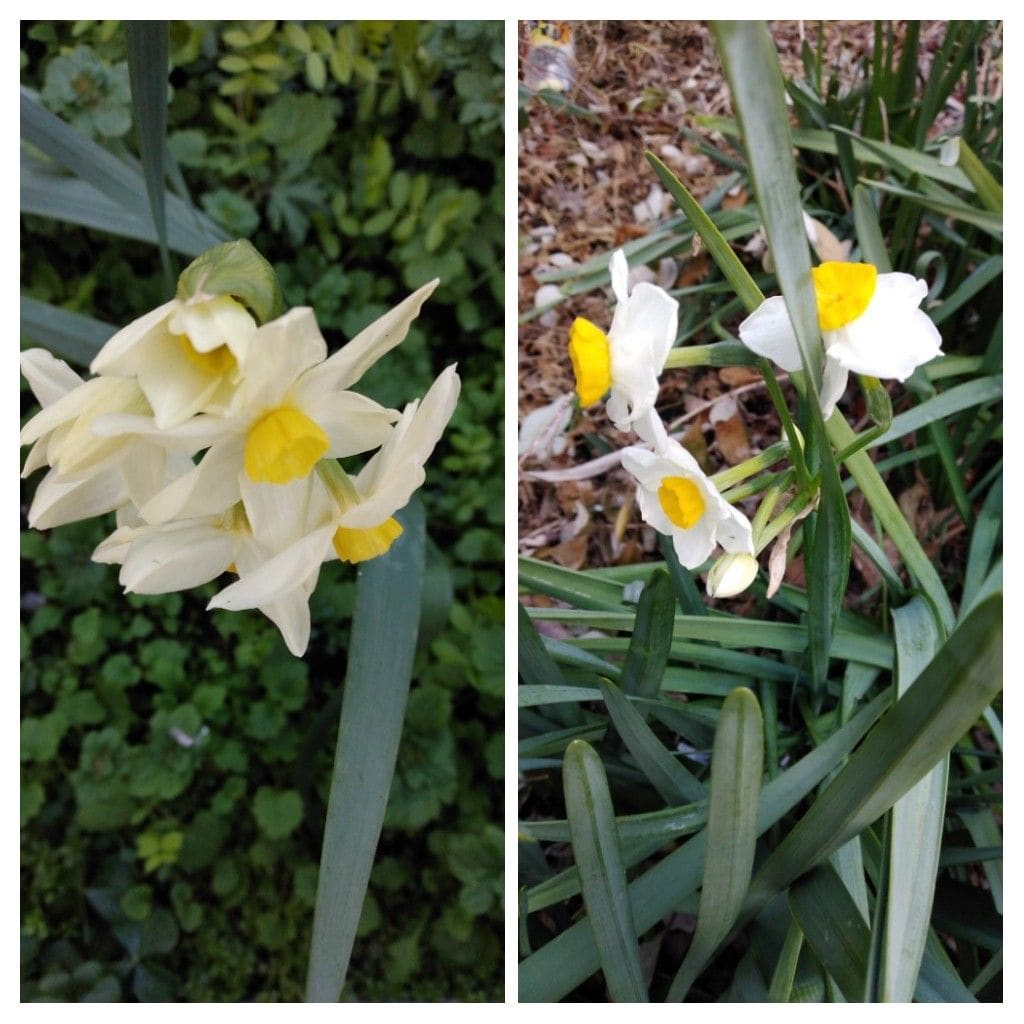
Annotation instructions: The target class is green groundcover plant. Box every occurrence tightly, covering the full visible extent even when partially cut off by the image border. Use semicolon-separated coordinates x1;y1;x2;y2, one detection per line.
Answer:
21;20;503;1002
519;20;1001;1002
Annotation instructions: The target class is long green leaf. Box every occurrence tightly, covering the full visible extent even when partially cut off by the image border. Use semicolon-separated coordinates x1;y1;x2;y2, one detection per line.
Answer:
518;602;568;688
306;500;426;1002
519;689;888;1001
598;680;705;805
619;570;675;701
740;594;1001;925
20;297;115;366
789;864;870;1002
125;21;172;288
882;597;947;1001
667;688;763;1000
21;88;224;256
713;21;823;388
563;740;648;1002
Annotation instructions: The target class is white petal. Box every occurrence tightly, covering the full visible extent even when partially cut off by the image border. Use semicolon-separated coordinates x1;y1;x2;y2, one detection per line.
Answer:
304;278;440;391
671;514;716;569
610;249;629;305
240;472;333;552
120;523;237;594
90;299;179;376
819;356;850;419
711;497;755;555
632;408;671;450
137;342;225;429
92;525;136;565
21;349;83;406
824;274;941;381
738;296;804;372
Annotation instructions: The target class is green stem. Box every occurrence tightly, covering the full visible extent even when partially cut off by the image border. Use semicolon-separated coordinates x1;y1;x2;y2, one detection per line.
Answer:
710;438;792;491
663;340;755;370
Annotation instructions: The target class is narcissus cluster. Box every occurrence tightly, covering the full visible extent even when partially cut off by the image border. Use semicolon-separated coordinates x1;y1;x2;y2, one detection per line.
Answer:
21;242;459;656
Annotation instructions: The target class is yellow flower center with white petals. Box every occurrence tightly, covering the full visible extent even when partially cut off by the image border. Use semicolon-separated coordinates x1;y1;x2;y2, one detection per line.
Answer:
333;518;404;563
812;262;878;331
568;317;612;406
658;476;706;530
245;407;328;484
178;335;236;375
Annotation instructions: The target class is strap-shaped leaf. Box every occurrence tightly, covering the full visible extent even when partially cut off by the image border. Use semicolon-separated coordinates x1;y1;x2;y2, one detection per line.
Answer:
305;500;426;1001
563;740;648;1002
667;687;763;1000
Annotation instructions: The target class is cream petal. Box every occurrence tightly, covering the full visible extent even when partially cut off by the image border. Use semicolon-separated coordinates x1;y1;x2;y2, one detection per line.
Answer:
120;523;237;594
237;308;328;410
137;341;225;429
738;296;804;373
306;278;440;392
168;294;256;355
139;436;245;524
240;473;332;552
21;349;83;406
92;525;136;565
22;438;50;477
208;526;334;611
28;467;126;529
90;299;179;376
303;391;399;459
338;460;426;529
259;591;313;657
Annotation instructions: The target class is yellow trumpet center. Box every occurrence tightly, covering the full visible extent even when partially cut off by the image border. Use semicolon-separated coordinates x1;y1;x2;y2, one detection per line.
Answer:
332;518;404;563
568;317;612;406
658;476;706;530
245;407;328;485
178;335;236;375
812;262;878;331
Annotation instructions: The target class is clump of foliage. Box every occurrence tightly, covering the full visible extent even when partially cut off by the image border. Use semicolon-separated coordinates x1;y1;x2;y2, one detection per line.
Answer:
21;19;503;1002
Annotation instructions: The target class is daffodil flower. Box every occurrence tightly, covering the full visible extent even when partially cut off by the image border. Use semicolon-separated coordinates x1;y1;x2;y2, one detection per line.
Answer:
91;293;257;429
97;281;439;525
621;439;754;570
568;249;677;443
205;364;460;646
738;261;942;416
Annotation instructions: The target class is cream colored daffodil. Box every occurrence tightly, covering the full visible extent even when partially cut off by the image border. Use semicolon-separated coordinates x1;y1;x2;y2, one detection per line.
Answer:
97;281;439;525
568;249;678;443
621;439;754;570
205;364;460;642
738;261;942;416
91;293;257;429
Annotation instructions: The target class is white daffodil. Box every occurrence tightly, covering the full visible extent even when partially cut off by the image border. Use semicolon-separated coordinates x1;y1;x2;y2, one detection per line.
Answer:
97;281;439;525
621;439;754;570
568;249;677;442
738;261;943;416
91;293;257;429
206;364;460;643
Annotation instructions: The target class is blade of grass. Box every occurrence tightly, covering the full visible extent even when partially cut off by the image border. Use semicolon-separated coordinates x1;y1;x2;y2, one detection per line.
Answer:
305;500;425;1002
563;740;649;1002
666;688;763;1001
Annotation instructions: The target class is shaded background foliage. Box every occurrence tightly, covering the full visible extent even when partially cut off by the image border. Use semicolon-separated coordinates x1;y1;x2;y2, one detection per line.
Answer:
21;19;503;1002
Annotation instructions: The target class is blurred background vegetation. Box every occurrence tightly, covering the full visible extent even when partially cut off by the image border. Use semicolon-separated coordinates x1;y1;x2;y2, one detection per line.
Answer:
21;19;503;1002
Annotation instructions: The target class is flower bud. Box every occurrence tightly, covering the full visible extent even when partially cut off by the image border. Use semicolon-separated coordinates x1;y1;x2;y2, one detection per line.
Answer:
706;552;758;599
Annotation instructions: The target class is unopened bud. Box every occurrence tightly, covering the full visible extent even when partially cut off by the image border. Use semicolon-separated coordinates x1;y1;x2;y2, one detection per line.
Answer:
706;552;759;599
